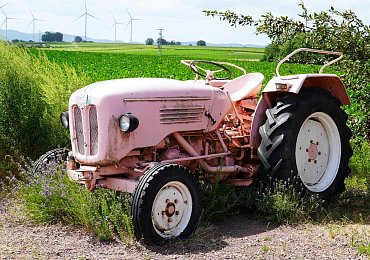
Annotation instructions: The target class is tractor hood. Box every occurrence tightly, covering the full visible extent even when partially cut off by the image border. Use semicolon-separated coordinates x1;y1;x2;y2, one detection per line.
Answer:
68;78;230;164
70;78;214;104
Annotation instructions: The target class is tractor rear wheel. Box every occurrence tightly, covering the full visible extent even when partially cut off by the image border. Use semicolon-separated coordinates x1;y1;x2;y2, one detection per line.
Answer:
257;88;352;201
131;164;201;245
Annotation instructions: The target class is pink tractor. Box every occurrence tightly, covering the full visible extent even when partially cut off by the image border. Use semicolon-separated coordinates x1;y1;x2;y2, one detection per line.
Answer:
37;48;352;244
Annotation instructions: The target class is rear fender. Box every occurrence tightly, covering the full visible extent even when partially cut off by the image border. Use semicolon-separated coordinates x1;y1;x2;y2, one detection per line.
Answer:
262;74;350;105
250;74;350;148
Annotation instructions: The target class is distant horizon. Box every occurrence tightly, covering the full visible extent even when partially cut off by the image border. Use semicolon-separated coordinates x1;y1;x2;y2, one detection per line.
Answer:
1;1;369;46
0;28;266;47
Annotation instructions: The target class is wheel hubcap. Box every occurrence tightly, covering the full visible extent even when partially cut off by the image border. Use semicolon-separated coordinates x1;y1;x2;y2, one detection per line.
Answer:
152;181;192;238
295;112;341;192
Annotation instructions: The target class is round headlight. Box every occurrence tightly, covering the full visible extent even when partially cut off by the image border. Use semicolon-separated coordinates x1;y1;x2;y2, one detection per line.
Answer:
60;111;69;129
119;113;139;133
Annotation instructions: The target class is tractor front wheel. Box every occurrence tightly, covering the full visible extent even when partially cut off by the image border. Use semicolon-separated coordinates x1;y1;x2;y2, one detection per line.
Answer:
257;88;352;201
131;164;201;245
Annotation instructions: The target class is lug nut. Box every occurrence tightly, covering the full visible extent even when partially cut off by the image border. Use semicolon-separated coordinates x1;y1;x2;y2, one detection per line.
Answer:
165;199;170;203
306;148;309;152
168;218;172;222
310;140;313;143
175;211;180;215
162;211;166;216
174;199;178;204
314;160;317;164
318;152;321;155
308;159;311;162
316;142;319;145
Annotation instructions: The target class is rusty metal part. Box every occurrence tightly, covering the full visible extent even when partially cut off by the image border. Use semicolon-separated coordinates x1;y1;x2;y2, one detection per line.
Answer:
172;132;255;176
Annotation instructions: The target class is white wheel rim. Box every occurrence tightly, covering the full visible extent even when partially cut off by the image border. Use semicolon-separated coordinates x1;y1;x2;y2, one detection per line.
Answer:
295;112;341;192
151;181;192;238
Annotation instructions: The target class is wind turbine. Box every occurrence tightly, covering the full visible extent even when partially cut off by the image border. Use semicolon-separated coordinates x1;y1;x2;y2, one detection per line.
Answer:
1;6;15;41
111;13;122;43
125;8;142;43
0;2;8;9
28;11;43;41
74;0;98;41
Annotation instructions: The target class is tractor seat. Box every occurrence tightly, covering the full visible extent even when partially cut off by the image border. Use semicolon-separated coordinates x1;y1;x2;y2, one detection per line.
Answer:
223;73;264;102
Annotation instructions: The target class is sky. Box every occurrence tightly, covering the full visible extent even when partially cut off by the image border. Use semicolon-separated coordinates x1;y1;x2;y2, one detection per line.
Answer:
1;0;370;45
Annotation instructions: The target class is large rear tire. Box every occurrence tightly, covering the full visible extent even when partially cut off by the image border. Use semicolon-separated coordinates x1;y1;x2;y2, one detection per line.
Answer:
257;88;352;201
131;164;201;245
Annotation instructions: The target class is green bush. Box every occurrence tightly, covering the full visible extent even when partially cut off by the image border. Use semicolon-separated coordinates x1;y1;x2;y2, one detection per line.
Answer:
0;41;87;190
0;42;86;159
205;2;370;138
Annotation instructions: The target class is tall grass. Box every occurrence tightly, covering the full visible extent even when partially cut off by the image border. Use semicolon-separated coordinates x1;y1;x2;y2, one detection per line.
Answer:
0;42;86;159
0;41;87;190
17;159;134;243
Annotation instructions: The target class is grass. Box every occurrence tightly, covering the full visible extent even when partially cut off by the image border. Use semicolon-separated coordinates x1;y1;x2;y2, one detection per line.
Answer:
32;42;265;61
17;159;134;243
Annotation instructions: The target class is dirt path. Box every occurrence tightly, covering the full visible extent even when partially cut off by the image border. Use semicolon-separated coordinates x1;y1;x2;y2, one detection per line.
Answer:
0;203;368;260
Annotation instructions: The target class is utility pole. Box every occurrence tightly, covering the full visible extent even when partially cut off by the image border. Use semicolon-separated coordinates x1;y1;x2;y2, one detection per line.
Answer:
156;28;164;56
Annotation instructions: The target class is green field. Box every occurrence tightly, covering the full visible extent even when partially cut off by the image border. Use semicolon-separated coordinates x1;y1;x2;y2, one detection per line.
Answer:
29;43;324;84
42;42;265;61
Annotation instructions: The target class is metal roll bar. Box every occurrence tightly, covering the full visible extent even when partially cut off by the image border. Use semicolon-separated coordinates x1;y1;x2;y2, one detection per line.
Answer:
276;48;343;77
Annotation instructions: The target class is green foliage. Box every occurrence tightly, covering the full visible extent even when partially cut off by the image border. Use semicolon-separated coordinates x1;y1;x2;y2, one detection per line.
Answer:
204;2;370;138
0;42;86;160
200;180;258;222
256;180;323;224
42;31;63;42
197;40;206;46
18;161;133;243
145;38;154;45
357;243;370;256
74;36;83;43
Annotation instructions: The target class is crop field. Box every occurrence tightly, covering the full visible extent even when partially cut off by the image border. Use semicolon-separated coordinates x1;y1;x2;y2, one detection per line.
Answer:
43;42;265;61
29;43;323;85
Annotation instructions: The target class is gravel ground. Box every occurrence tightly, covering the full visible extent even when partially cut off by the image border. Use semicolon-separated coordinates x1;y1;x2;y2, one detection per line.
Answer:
0;200;369;260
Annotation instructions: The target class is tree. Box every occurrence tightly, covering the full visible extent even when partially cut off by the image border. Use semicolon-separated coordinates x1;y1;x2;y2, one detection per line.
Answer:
74;36;83;43
145;38;154;45
204;2;370;139
42;32;64;42
157;38;168;46
197;40;206;46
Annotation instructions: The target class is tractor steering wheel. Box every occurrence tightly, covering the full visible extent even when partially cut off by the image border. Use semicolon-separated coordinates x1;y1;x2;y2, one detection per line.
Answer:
186;60;233;80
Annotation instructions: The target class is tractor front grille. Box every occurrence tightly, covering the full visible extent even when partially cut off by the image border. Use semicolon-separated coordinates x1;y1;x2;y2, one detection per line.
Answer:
73;105;99;156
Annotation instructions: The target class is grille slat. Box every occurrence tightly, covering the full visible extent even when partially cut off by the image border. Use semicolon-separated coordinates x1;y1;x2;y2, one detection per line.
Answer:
74;106;85;155
89;106;99;155
160;107;205;124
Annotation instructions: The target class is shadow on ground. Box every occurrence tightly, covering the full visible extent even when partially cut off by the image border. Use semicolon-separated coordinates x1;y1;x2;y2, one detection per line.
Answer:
147;216;278;255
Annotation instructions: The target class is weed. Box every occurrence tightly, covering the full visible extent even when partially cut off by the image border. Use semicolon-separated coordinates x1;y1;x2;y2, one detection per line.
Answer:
17;158;134;243
358;243;370;256
256;179;323;224
261;245;269;252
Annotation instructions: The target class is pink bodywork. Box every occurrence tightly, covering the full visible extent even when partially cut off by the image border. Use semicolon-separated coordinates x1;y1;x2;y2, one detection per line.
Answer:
66;68;350;193
69;78;231;165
